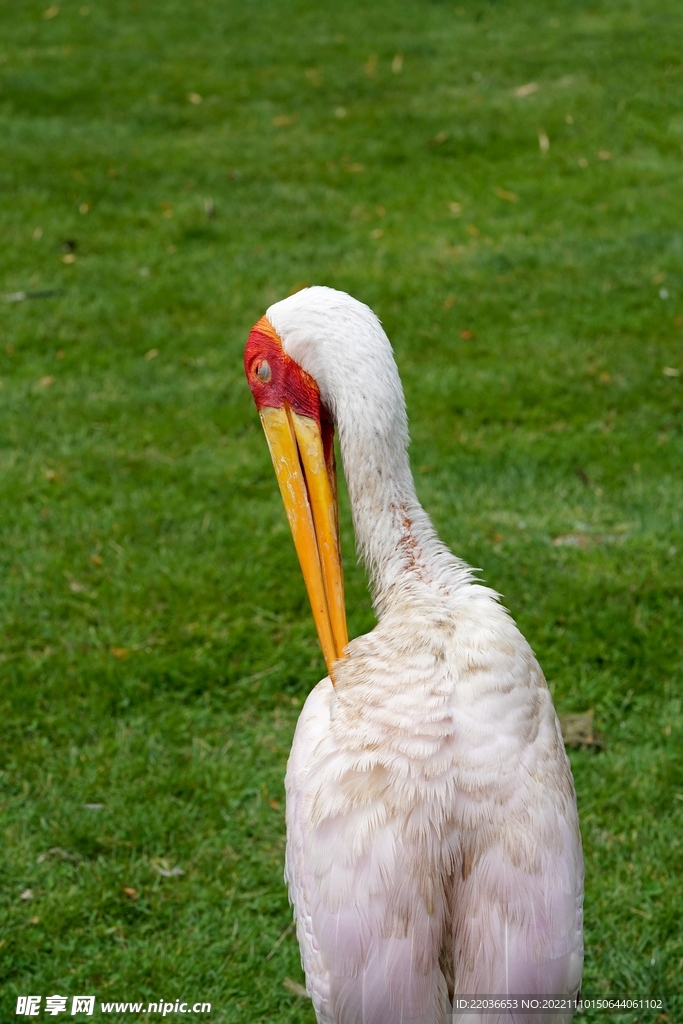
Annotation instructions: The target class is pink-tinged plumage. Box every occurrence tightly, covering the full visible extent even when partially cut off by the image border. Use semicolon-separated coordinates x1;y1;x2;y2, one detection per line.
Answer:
262;288;583;1023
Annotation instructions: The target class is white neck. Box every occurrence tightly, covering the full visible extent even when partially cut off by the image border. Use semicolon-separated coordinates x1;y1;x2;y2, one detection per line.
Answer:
334;393;468;614
267;287;473;616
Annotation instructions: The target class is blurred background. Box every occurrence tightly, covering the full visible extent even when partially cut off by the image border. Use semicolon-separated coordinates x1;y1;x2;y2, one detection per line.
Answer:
1;1;682;1021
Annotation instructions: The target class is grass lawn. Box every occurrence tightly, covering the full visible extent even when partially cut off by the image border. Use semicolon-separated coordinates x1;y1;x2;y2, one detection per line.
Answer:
1;0;682;1020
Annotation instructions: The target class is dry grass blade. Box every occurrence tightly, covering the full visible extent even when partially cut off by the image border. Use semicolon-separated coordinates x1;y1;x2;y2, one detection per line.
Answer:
265;922;294;960
283;977;308;998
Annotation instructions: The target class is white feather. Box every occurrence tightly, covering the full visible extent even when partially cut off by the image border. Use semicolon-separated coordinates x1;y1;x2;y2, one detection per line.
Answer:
269;288;583;1024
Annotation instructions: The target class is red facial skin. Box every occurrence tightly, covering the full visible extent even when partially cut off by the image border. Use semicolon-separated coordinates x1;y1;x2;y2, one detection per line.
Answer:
244;316;335;472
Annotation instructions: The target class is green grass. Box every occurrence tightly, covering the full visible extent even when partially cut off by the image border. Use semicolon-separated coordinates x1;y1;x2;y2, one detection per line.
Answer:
1;0;682;1021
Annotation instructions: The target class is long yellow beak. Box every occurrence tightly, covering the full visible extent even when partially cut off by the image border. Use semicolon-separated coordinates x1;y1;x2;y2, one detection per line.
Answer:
259;405;348;676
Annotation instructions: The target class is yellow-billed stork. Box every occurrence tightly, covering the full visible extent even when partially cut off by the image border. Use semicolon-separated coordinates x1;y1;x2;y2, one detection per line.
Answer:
244;287;583;1024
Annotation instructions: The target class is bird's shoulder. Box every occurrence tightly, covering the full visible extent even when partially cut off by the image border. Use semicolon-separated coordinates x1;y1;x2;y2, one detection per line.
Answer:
330;584;554;741
288;586;574;835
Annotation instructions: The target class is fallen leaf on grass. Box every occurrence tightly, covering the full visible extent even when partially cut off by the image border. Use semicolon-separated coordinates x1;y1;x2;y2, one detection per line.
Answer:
110;646;129;659
494;187;518;202
460;329;475;340
560;710;604;751
538;129;550;152
663;367;679;377
370;228;383;239
62;253;76;264
43;5;59;18
122;887;138;899
514;82;538;97
144;348;159;360
187;92;202;105
598;150;612;160
448;201;461;216
363;54;378;77
429;130;449;145
272;114;295;127
151;858;184;878
37;847;80;864
552;533;590;548
29;916;40;925
391;54;403;74
443;295;457;309
90;553;103;566
283;978;308;998
38;376;55;388
20;889;34;900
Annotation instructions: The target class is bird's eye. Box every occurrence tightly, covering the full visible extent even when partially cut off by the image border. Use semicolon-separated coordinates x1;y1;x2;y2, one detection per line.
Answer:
255;360;271;383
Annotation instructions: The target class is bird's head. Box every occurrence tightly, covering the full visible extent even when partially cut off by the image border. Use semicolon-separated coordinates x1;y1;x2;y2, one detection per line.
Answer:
244;291;349;675
244;314;324;424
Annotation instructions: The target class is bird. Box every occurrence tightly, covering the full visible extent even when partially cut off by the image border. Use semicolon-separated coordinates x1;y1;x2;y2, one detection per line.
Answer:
243;286;583;1024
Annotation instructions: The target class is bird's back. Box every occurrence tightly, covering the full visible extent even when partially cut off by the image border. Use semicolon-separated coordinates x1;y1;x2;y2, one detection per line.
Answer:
285;586;583;1024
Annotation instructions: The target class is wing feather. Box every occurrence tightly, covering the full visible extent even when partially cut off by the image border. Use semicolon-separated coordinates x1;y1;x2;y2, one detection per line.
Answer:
285;594;583;1024
285;680;449;1024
